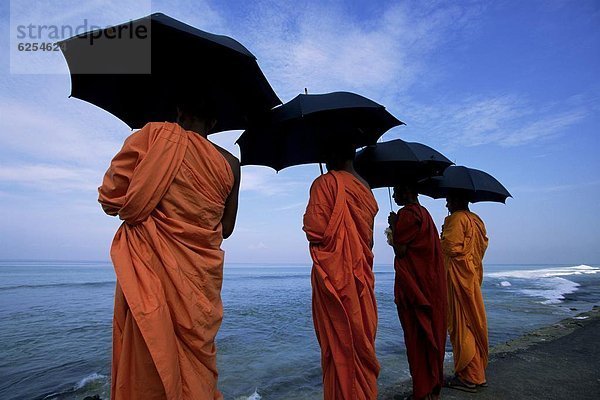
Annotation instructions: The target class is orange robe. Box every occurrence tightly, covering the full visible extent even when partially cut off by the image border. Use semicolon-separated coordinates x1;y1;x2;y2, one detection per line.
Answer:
98;122;234;400
441;210;489;385
393;204;446;399
303;170;380;400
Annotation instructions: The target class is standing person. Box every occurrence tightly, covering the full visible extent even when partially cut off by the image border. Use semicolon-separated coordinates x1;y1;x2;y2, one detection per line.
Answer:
387;184;447;400
441;190;489;392
98;98;240;400
302;143;380;400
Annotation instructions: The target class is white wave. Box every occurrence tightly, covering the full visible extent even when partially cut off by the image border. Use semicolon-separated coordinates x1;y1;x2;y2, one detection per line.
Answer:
487;265;599;279
247;390;262;400
521;277;579;304
487;265;599;304
74;372;107;390
234;389;262;400
444;351;453;362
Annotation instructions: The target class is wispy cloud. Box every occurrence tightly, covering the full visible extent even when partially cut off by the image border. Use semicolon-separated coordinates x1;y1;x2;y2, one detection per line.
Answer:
237;1;483;102
248;241;268;250
403;94;589;149
0;100;123;165
511;180;600;194
0;163;100;191
275;201;306;211
240;167;306;195
500;110;587;146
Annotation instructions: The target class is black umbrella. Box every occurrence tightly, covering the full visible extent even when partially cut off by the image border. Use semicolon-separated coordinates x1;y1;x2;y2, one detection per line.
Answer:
419;166;512;203
354;139;453;188
59;13;281;132
236;91;403;171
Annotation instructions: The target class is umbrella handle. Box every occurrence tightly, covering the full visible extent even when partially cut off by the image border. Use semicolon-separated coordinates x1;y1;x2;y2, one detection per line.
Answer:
387;187;393;211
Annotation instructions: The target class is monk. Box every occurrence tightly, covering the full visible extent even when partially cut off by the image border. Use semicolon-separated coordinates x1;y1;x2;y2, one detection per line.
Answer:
303;143;380;400
387;183;447;400
98;97;240;400
441;190;489;393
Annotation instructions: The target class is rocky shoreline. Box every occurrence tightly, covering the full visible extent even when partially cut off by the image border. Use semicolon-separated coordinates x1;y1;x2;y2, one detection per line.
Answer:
379;305;600;400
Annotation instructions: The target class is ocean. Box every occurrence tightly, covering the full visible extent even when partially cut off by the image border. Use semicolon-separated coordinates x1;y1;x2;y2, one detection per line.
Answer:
1;261;599;400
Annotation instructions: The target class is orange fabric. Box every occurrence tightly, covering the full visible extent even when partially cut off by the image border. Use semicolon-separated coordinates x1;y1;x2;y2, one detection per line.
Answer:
99;122;234;400
303;170;380;400
393;204;446;399
457;344;486;384
441;210;489;385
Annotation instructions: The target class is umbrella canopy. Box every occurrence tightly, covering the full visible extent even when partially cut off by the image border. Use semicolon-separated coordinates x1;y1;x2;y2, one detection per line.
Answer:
419;166;512;203
354;139;453;188
236;91;403;171
59;13;281;132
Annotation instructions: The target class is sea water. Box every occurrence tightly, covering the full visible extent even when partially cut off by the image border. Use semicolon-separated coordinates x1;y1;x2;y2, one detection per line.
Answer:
1;261;599;400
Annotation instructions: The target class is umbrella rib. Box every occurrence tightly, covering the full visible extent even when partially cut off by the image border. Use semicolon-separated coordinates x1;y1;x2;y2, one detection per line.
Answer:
468;168;476;192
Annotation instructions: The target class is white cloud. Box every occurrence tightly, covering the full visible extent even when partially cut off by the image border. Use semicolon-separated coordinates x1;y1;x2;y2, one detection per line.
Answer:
0;163;100;191
248;241;268;250
240;167;305;195
154;0;226;33
237;1;482;102
0;100;124;166
500;110;586;146
8;0;155;74
511;180;600;194
403;94;589;149
275;201;306;211
10;0;152;28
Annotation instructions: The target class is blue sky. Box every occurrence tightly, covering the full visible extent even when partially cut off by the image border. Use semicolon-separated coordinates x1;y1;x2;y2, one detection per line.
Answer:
0;0;599;265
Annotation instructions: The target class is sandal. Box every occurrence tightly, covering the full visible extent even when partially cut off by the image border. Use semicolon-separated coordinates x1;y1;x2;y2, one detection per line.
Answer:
478;381;488;388
445;375;477;393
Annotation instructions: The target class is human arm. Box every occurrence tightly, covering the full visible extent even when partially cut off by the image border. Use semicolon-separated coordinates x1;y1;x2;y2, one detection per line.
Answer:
218;150;241;239
390;208;421;260
440;213;468;257
303;176;333;245
387;211;407;258
98;125;150;216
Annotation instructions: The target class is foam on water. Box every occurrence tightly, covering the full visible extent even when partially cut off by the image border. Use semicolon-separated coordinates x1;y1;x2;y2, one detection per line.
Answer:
40;373;108;399
487;265;599;279
487;265;599;304
247;389;262;400
521;277;580;304
234;389;262;400
444;351;453;362
74;372;106;390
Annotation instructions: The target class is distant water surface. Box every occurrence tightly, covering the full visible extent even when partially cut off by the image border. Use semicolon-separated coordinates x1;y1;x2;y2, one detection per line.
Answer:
1;261;599;400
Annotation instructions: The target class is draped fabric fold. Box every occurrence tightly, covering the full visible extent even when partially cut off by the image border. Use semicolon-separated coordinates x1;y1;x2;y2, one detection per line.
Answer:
393;204;447;399
441;210;489;385
303;170;380;400
99;122;234;400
